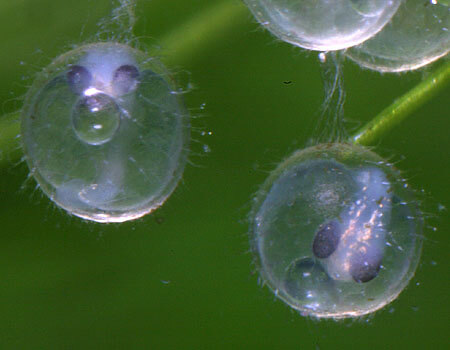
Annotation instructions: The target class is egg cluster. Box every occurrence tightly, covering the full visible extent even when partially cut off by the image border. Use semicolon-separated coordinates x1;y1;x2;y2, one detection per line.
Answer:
18;1;432;320
245;0;449;72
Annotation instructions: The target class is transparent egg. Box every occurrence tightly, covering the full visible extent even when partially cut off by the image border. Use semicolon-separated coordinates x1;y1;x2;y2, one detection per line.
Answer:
21;43;190;223
243;0;401;51
250;143;422;318
345;0;450;72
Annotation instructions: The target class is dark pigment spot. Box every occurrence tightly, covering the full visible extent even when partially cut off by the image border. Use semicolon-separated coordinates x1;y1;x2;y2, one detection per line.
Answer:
350;253;382;283
113;65;140;94
313;220;341;258
67;65;92;94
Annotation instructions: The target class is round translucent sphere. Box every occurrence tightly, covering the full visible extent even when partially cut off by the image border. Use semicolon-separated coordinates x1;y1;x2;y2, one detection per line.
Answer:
345;0;450;72
21;43;190;223
250;143;422;318
243;0;401;51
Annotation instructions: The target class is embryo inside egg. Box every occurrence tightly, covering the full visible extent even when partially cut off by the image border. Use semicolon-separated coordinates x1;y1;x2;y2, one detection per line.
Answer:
21;42;190;223
250;143;422;318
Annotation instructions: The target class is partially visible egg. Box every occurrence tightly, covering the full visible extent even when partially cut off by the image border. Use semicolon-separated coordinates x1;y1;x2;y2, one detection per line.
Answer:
243;0;401;51
345;0;450;72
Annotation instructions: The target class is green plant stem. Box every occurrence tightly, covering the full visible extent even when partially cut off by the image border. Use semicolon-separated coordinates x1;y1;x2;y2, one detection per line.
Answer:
159;1;247;66
352;60;450;146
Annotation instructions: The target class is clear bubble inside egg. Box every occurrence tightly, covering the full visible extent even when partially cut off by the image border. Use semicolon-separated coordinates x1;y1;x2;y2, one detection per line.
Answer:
345;0;450;72
249;143;423;318
21;42;190;223
243;0;402;51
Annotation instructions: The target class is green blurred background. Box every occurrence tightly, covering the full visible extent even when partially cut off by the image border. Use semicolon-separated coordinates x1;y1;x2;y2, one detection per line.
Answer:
0;0;448;348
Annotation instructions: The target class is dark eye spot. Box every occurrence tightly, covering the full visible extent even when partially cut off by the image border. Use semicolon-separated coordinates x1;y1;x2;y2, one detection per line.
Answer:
312;220;341;259
350;253;382;283
113;64;140;95
67;65;92;94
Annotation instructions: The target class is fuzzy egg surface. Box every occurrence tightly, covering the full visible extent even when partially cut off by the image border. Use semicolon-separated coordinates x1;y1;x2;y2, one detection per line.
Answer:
250;143;422;318
22;43;190;223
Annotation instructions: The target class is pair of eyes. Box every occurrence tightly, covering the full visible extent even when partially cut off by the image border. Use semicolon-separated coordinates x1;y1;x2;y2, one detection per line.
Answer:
67;64;140;96
311;220;382;283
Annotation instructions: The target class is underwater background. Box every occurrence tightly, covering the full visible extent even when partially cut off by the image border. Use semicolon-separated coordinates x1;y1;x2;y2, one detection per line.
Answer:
0;0;448;348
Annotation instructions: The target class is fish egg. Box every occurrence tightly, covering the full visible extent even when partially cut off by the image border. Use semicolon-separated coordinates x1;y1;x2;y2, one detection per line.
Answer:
250;143;422;318
21;42;190;223
345;0;450;72
243;0;402;51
